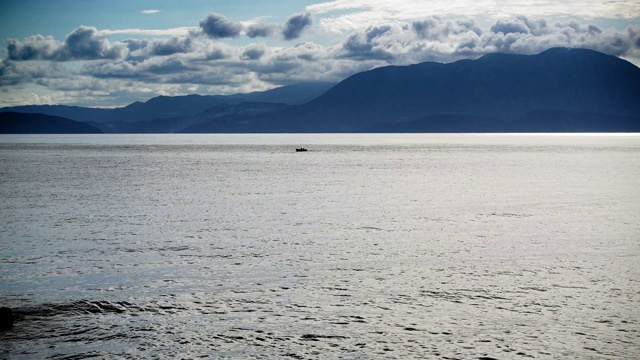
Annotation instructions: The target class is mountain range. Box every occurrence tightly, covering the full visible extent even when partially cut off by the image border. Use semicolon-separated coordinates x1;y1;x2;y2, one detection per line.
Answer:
1;48;639;133
0;112;102;134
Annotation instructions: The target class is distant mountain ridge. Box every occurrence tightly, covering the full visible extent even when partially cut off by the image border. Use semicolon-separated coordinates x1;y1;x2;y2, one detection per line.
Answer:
0;82;335;124
0;112;102;134
98;102;289;133
1;48;639;133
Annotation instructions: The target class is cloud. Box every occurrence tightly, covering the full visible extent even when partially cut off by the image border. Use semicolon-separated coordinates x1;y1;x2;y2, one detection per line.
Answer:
82;54;260;88
145;57;199;75
141;10;160;14
475;19;640;57
76;38;341;90
413;17;482;41
199;13;243;38
61;26;127;60
242;43;268;60
123;39;149;52
246;23;277;38
197;42;235;61
7;26;127;61
282;13;313;40
101;27;195;37
287;41;325;62
146;37;194;57
7;35;60;61
307;0;640;25
490;19;531;35
80;61;139;79
195;12;314;40
334;16;640;64
0;59;70;87
339;25;398;60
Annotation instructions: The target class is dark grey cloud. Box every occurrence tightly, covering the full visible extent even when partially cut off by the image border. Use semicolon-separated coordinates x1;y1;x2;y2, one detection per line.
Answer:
338;25;399;61
123;39;150;52
123;37;201;63
60;26;126;60
490;19;530;35
282;12;312;40
196;12;314;41
246;23;277;38
413;18;441;39
517;17;549;36
413;17;481;40
149;37;193;56
364;25;393;41
199;13;243;38
201;45;232;61
81;61;139;79
0;59;24;86
7;35;59;60
145;57;198;74
7;26;126;61
242;44;267;60
249;60;299;77
83;56;257;87
588;25;602;35
289;41;323;61
0;59;71;88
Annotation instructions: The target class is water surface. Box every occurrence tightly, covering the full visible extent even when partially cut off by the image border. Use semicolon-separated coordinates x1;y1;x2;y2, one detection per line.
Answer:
1;134;639;359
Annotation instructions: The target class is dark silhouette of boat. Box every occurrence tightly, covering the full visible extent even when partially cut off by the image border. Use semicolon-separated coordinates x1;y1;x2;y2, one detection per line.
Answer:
295;148;308;152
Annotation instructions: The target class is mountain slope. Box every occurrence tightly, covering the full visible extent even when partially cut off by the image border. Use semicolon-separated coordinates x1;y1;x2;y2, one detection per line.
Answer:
257;47;640;132
368;111;640;133
0;112;102;134
94;102;288;133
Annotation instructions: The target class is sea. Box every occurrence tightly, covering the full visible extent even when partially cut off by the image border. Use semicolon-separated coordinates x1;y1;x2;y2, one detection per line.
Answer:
0;134;639;359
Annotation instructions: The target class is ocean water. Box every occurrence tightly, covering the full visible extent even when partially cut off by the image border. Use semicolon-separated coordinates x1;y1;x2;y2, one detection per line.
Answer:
0;134;639;359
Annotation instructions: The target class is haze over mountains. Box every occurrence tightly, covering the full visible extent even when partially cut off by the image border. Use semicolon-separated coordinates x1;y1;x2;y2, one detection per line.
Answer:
1;48;639;133
0;82;335;126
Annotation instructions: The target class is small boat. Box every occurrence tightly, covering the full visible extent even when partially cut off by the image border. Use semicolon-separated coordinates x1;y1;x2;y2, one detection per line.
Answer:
295;147;308;152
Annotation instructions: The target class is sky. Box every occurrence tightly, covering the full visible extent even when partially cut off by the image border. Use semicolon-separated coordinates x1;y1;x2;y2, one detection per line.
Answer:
0;0;639;108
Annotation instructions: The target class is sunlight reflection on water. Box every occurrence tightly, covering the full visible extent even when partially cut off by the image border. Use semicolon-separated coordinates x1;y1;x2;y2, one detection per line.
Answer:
1;134;639;358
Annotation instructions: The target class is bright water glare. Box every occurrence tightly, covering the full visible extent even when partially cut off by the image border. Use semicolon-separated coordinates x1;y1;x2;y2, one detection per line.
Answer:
1;134;639;359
